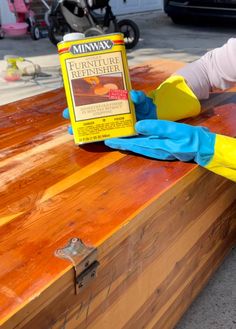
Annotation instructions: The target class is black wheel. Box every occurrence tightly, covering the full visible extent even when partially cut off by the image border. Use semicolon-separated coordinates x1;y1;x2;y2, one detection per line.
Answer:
31;25;41;40
117;19;140;49
0;29;5;39
84;27;104;37
48;17;71;46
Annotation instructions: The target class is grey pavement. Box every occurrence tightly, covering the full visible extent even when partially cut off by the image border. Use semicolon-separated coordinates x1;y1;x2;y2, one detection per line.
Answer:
176;248;236;329
0;9;236;328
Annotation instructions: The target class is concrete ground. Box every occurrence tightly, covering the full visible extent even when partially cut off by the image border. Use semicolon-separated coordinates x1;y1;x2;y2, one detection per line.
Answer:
0;10;235;328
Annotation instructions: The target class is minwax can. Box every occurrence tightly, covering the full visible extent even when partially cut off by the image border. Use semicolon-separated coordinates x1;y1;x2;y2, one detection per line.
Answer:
58;32;136;144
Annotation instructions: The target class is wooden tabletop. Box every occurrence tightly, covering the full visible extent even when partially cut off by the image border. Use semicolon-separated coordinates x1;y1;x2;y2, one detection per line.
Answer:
1;59;236;325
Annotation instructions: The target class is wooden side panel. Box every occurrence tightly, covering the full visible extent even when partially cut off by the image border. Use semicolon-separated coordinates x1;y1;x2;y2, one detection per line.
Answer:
152;203;236;329
8;169;235;329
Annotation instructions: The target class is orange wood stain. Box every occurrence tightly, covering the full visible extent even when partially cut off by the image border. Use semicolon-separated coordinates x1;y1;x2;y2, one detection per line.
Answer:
0;59;236;324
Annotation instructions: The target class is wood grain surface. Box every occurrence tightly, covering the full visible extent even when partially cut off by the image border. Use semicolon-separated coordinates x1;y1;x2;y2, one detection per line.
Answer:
0;59;236;329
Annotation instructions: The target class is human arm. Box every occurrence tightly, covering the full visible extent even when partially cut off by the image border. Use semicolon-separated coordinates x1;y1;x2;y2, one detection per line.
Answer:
204;134;236;181
137;38;236;121
105;120;236;182
175;38;236;100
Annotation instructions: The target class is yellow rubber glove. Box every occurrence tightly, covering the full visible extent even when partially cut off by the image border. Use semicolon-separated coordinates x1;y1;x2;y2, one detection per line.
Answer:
149;75;201;121
205;134;236;182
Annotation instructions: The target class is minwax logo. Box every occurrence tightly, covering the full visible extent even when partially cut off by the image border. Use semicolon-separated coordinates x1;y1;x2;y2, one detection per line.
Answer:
70;40;114;54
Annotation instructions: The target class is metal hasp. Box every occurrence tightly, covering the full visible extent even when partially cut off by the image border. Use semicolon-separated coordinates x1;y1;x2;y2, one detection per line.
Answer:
55;238;99;294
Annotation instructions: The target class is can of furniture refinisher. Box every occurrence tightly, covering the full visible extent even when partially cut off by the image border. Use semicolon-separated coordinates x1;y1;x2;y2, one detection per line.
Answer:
58;32;136;145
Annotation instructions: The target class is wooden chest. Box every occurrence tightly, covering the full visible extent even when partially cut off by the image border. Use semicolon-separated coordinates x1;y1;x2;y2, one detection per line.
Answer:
0;60;236;329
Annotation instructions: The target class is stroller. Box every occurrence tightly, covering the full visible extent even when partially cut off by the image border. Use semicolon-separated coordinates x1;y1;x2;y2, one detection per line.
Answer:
1;0;41;40
47;0;140;49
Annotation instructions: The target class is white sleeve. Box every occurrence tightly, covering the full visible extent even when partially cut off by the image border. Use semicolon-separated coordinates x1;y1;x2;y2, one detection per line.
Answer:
175;38;236;100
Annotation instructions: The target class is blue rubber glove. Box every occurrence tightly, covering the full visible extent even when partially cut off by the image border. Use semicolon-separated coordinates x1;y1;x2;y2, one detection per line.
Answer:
105;120;216;166
130;90;157;121
62;108;73;135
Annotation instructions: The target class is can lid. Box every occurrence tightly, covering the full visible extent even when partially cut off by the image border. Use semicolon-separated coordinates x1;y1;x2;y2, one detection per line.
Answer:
63;33;85;42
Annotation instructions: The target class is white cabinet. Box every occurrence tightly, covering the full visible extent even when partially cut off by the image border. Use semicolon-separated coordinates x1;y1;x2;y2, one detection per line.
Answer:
110;0;162;15
0;1;162;25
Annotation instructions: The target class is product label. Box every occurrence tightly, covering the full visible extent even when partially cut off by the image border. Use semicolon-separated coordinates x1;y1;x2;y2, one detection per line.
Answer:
69;40;114;55
59;34;136;144
76;117;133;143
66;51;130;121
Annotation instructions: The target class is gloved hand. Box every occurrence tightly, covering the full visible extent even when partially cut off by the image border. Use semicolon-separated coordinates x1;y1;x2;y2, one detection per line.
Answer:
123;76;202;122
130;73;202;122
130;90;157;121
105;120;216;166
63;108;236;182
132;76;201;122
62;108;73;135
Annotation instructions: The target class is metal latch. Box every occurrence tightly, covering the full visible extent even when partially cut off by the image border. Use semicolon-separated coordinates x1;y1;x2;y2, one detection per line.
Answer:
55;238;99;294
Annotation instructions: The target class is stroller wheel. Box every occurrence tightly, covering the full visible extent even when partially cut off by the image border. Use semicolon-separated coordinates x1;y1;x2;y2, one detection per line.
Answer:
117;19;140;49
31;26;41;41
84;27;104;37
48;19;71;46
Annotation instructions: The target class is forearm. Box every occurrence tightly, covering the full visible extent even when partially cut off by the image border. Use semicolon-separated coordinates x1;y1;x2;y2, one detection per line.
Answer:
175;38;236;100
204;134;236;182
